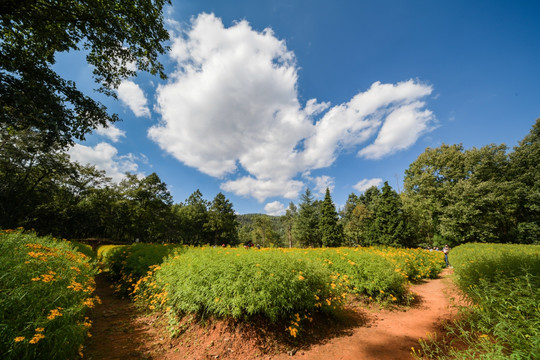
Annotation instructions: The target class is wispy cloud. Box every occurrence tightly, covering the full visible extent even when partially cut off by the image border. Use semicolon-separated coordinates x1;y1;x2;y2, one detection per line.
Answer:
149;13;435;202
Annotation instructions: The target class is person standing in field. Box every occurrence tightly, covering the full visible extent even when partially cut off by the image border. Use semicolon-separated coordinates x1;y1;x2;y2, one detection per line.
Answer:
443;244;450;268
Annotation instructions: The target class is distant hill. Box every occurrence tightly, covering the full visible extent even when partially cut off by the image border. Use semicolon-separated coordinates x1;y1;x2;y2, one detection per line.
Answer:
236;213;282;229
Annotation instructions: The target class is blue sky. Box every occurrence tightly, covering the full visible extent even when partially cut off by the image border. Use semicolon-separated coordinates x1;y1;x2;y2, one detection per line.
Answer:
59;0;540;215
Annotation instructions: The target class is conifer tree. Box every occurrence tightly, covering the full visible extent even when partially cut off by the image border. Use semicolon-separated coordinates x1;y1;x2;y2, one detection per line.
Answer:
373;182;407;247
293;188;321;247
319;188;343;247
207;192;239;246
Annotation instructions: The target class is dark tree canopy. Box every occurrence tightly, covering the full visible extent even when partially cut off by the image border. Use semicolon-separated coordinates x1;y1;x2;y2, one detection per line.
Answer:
0;0;170;147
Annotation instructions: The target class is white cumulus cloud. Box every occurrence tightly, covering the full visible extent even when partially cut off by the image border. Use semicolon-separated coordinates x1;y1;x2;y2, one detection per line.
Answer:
117;80;151;118
149;13;435;202
353;178;383;193
264;201;286;216
68;142;141;182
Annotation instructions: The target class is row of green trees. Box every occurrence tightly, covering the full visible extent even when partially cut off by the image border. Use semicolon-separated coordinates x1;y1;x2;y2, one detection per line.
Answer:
345;119;540;247
237;183;407;249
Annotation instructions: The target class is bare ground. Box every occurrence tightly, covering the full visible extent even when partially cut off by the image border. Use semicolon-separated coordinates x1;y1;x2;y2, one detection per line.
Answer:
85;268;462;360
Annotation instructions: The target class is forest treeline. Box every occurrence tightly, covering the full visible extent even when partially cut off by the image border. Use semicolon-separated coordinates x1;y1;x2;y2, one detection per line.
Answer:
1;119;539;247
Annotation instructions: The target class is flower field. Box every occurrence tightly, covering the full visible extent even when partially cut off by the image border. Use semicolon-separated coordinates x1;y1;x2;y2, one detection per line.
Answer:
101;244;445;338
0;230;98;360
7;231;538;359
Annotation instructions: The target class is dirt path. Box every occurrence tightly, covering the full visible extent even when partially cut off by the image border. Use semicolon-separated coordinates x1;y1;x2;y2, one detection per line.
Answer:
84;274;165;360
85;269;460;360
274;268;459;360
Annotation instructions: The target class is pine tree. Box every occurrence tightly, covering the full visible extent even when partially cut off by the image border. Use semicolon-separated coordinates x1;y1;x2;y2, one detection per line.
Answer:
282;202;297;248
372;182;407;247
319;188;343;247
293;188;321;247
207;192;239;246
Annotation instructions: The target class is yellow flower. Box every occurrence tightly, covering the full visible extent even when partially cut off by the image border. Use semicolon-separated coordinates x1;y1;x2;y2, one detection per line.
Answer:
29;333;45;344
67;280;84;292
35;327;44;332
47;308;63;320
287;326;298;338
14;336;25;343
298;275;305;280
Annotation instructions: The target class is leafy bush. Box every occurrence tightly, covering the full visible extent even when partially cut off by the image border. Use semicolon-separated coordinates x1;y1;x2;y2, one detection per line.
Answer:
297;247;444;302
97;244;125;264
0;230;98;360
384;247;445;280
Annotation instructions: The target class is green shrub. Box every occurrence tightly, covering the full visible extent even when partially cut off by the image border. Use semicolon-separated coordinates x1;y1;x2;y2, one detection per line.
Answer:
97;244;125;264
0;230;98;360
130;246;445;338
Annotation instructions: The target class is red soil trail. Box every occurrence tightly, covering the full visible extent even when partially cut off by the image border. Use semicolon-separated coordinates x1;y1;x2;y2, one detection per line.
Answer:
274;268;460;360
84;269;461;360
84;274;162;360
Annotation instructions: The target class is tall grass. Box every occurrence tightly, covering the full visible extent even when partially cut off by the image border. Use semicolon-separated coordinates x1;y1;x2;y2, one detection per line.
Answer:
415;243;540;359
0;230;98;360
